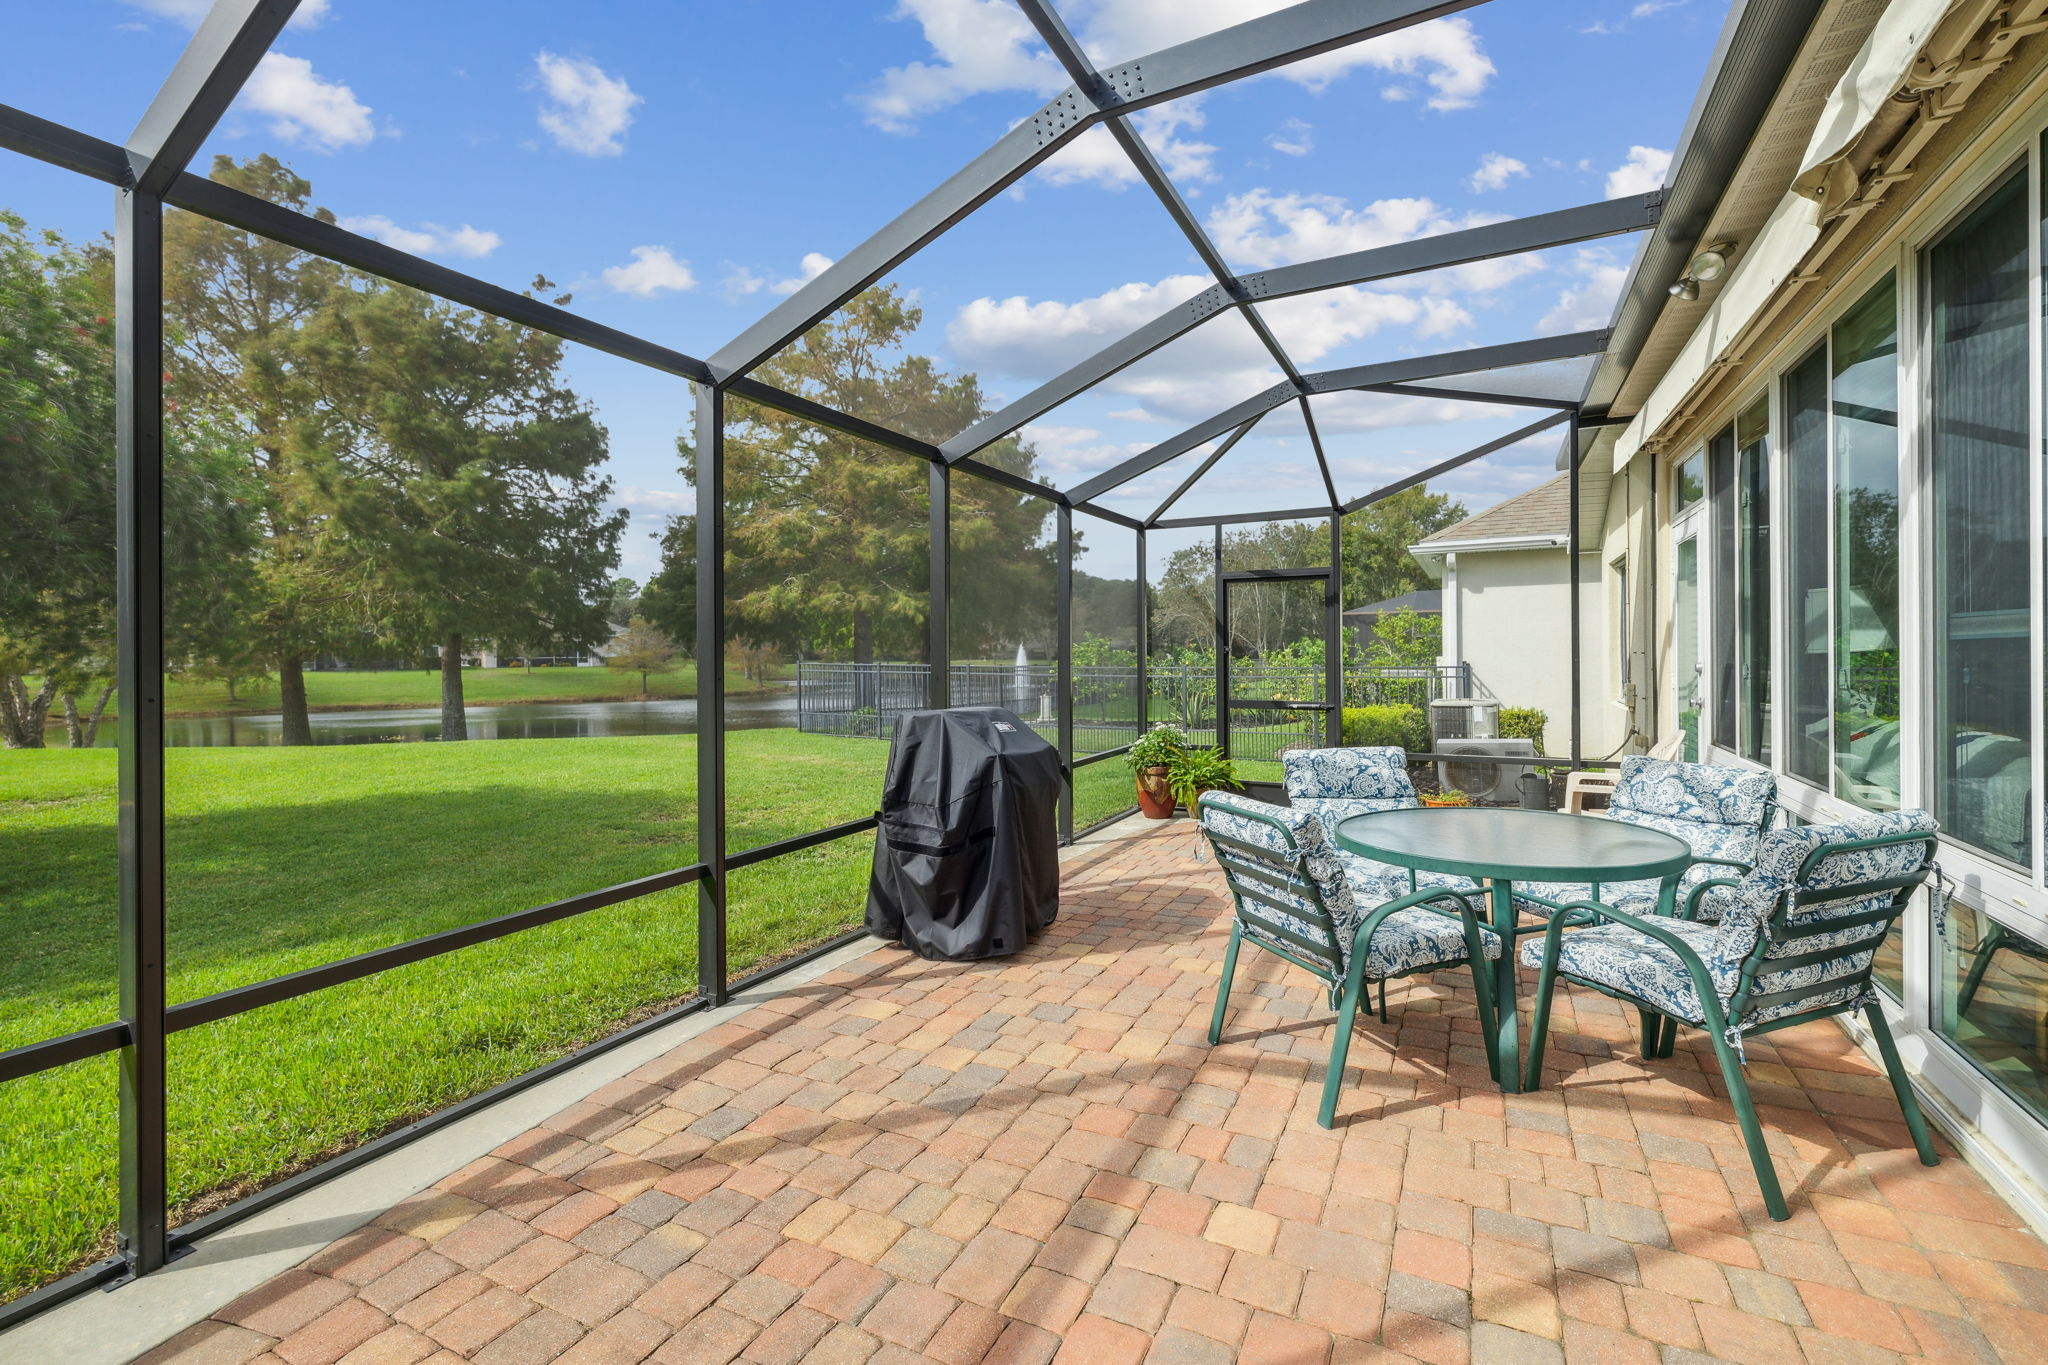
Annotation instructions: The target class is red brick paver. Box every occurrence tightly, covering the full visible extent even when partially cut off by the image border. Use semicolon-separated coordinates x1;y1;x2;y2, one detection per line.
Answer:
140;820;2045;1363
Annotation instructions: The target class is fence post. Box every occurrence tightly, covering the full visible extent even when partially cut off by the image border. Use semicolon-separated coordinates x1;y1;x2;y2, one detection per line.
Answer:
114;183;169;1279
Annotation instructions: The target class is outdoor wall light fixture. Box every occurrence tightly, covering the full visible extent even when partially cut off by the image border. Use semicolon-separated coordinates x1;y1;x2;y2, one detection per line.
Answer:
1669;241;1735;300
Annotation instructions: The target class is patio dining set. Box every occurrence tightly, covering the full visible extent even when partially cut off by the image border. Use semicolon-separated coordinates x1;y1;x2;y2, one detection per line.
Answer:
1195;747;1945;1223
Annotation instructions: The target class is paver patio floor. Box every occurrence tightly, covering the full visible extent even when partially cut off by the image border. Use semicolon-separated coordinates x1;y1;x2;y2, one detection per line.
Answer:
140;818;2048;1365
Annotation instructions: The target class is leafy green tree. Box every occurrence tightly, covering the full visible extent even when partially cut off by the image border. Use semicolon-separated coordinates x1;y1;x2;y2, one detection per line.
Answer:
672;285;1052;665
163;155;373;744
639;514;695;655
1366;606;1443;670
604;617;676;694
1;211;258;748
291;277;625;740
1341;485;1465;609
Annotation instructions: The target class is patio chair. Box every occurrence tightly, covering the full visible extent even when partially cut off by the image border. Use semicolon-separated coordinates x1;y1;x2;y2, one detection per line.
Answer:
1281;745;1481;899
1197;790;1502;1128
1520;808;1943;1220
1517;756;1778;922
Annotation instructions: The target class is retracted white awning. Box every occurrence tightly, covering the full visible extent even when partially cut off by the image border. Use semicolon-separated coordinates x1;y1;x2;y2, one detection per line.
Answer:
1792;0;1959;211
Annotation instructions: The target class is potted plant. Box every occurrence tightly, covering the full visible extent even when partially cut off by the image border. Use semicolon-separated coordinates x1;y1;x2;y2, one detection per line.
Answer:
1126;725;1190;818
1166;745;1242;809
1421;788;1470;808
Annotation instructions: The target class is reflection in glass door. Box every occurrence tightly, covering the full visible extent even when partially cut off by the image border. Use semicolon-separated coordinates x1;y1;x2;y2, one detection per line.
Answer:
1675;535;1702;761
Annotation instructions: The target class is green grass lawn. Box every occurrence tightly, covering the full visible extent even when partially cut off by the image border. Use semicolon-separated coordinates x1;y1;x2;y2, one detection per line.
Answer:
153;662;736;716
0;727;1136;1302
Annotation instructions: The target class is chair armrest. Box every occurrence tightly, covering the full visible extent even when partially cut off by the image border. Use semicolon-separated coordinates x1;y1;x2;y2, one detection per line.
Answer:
1689;854;1752;871
1534;899;1729;1029
1680;876;1742;922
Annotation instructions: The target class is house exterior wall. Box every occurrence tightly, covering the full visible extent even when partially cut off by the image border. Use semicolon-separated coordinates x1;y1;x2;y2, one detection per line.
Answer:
1599;23;2048;1230
1439;547;1622;759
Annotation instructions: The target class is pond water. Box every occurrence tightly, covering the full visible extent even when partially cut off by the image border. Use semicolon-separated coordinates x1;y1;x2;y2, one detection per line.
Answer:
70;689;800;747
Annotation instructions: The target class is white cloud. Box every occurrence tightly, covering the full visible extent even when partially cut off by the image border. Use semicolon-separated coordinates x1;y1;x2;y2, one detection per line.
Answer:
775;252;835;295
1469;153;1527;193
340;216;501;259
1606;145;1671;197
721;252;834;300
864;3;1494;134
1039;102;1216;188
860;0;1066;131
125;0;329;27
240;53;375;151
602;246;697;296
534;53;642;157
1070;6;1493;109
1207;189;1490;269
1267;118;1313;157
1016;423;1146;478
1537;247;1629;334
948;269;1481;424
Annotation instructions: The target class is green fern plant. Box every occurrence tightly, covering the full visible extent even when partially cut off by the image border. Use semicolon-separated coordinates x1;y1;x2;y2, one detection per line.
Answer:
1166;745;1242;807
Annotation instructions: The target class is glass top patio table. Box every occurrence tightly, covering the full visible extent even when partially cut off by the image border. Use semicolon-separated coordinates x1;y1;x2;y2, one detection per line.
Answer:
1333;808;1693;1094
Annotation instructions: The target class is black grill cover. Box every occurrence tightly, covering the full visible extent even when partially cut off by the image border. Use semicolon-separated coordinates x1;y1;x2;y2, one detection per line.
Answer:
865;707;1060;960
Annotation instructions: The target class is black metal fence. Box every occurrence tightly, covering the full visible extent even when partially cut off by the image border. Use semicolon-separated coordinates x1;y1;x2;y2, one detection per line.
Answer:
798;661;1471;762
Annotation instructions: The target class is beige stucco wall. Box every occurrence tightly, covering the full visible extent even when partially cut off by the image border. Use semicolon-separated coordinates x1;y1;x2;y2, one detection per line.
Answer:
1443;548;1625;759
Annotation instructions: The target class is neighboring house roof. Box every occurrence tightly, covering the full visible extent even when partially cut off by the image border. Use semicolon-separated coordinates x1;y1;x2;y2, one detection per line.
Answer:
1343;590;1440;620
1411;476;1572;554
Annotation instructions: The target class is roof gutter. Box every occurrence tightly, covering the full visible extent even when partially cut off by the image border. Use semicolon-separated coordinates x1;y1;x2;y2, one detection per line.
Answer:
1577;0;1828;420
1410;533;1571;557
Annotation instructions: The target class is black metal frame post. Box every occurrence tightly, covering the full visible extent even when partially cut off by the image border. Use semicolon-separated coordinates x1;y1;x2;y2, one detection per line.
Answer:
694;384;728;1007
1056;505;1074;842
1568;408;1584;770
1327;514;1344;745
929;461;950;709
1135;528;1148;735
1213;525;1228;759
113;184;169;1280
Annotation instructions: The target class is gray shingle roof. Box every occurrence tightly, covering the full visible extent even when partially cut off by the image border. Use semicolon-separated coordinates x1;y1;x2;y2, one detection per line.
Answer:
1413;474;1570;549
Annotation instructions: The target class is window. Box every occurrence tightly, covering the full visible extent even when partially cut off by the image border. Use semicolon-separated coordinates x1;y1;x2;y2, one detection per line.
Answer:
1613;556;1631;702
1737;396;1772;762
1832;275;1902;810
1674;452;1705;513
1710;425;1737;750
1938;901;2048;1126
1927;171;2033;867
1784;347;1831;786
1675;535;1701;762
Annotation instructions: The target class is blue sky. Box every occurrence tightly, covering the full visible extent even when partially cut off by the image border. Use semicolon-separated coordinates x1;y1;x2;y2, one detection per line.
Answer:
2;0;1730;582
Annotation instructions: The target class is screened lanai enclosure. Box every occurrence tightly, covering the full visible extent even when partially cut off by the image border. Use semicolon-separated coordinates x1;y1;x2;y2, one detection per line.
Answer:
0;0;1746;1330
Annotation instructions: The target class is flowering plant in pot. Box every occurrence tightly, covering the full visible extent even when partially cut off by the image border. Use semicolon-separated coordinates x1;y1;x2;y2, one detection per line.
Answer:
1421;788;1470;808
1125;725;1190;818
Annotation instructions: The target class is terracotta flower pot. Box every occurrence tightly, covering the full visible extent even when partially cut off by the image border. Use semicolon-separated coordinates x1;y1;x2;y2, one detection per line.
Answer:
1136;765;1177;819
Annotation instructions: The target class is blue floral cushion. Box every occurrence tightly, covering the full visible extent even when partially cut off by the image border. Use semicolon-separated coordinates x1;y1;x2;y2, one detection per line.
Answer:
1518;808;1937;1032
1517;916;1726;1023
1200;791;1500;978
1517;759;1776;922
1283;746;1417;802
1613;756;1776;827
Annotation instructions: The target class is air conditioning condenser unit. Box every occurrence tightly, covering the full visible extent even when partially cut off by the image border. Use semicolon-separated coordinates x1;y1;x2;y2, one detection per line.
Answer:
1435;737;1537;803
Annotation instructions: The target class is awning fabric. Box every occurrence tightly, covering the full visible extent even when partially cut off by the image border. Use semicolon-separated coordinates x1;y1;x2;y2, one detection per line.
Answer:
1792;0;1956;206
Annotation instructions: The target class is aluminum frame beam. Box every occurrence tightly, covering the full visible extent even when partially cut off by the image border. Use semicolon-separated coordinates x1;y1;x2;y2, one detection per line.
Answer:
128;0;301;196
1340;409;1569;514
1146;412;1265;526
1068;329;1608;504
942;192;1659;462
709;0;1487;381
